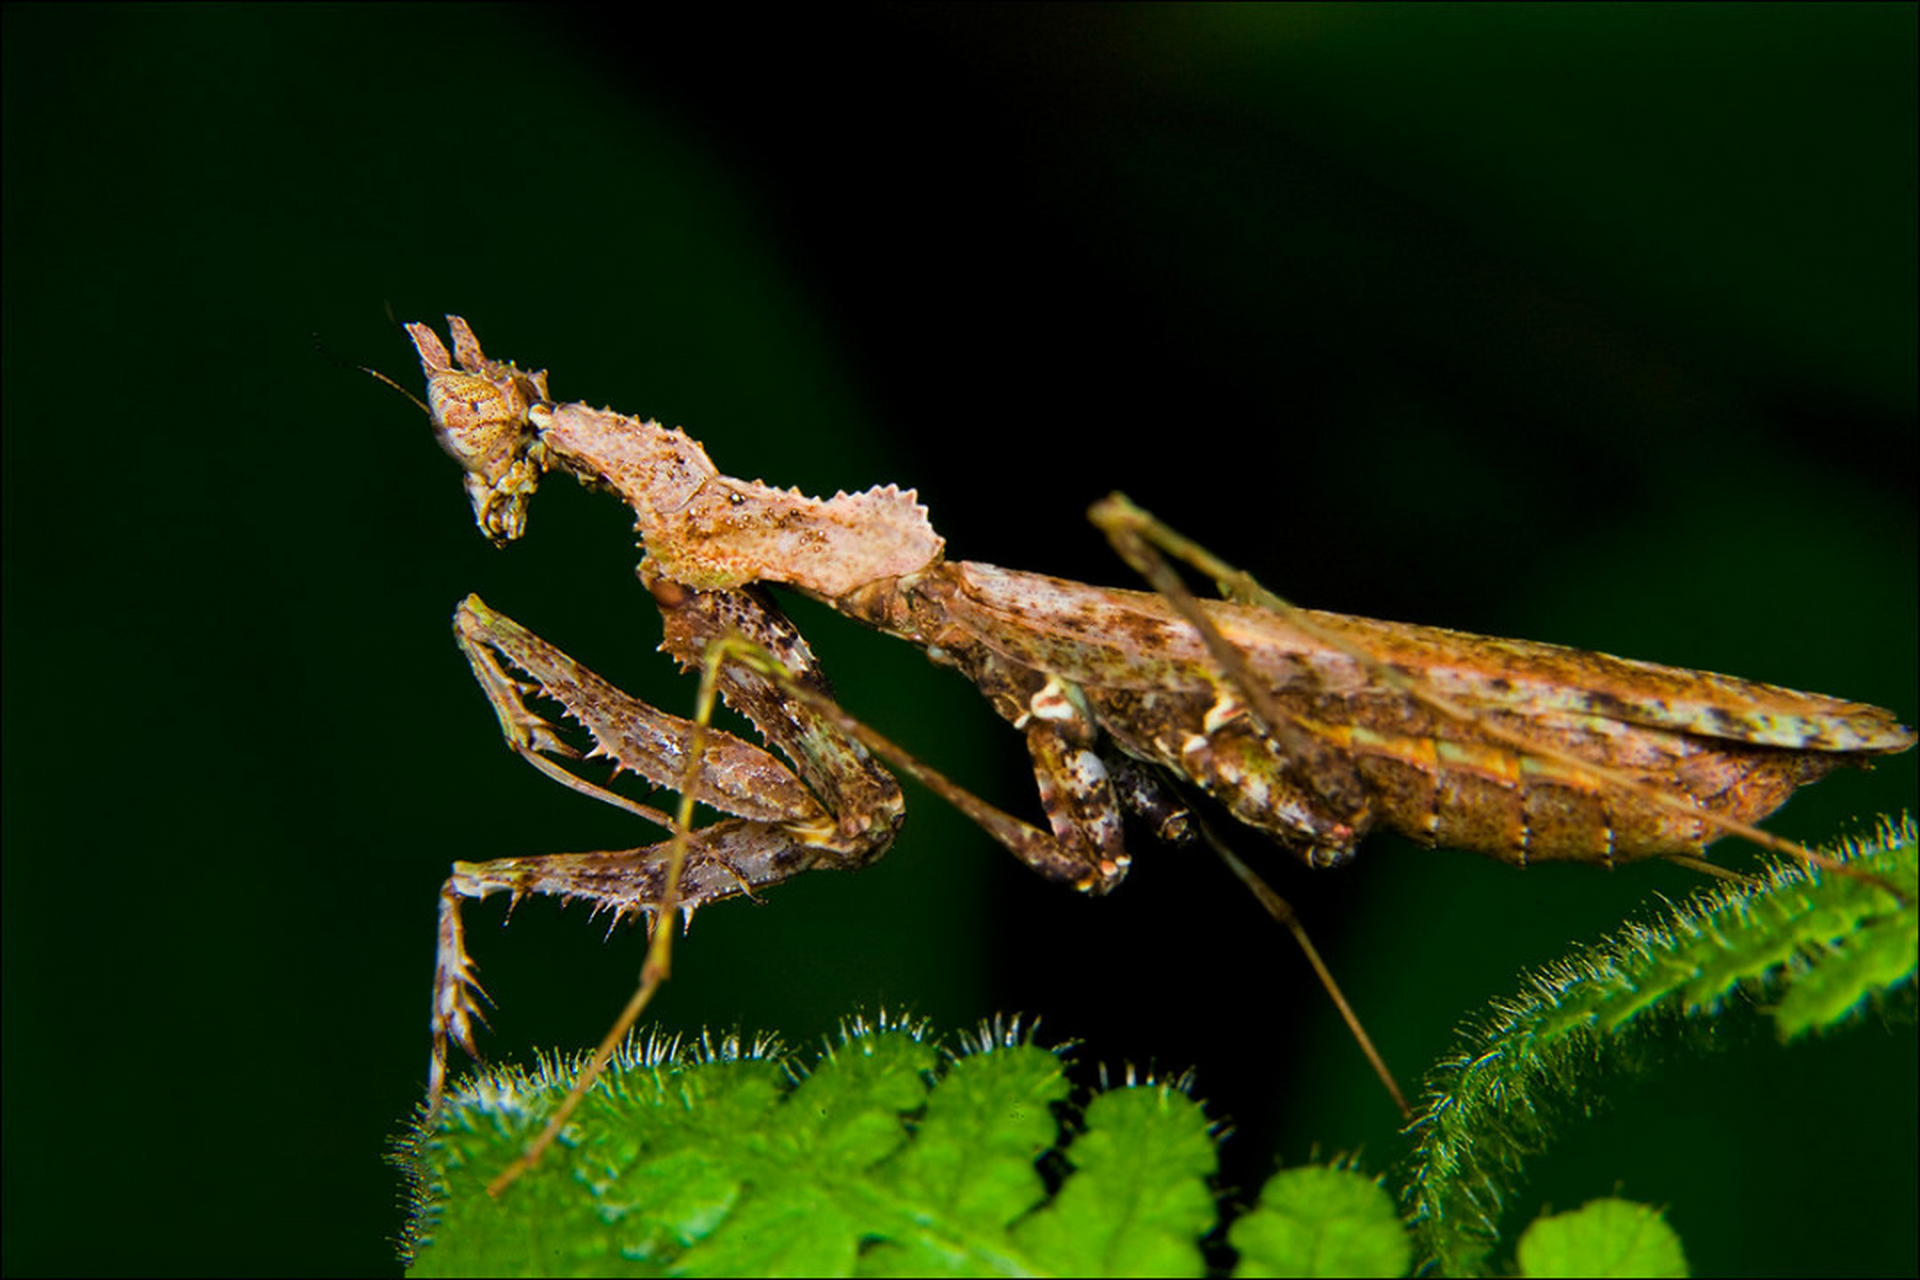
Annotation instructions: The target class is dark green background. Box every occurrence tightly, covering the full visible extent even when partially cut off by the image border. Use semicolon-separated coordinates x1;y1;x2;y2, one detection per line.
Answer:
3;6;1913;1275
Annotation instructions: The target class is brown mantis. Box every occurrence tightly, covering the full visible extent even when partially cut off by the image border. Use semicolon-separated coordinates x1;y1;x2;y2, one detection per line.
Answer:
399;316;1915;1195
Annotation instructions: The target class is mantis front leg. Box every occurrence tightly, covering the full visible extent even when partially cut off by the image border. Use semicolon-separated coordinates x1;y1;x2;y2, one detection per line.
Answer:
430;585;903;1143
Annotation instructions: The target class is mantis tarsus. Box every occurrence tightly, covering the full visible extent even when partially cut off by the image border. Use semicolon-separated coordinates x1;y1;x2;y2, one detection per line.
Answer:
398;316;1915;1194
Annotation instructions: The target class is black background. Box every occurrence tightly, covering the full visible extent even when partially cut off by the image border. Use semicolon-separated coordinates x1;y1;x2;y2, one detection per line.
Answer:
4;6;1914;1275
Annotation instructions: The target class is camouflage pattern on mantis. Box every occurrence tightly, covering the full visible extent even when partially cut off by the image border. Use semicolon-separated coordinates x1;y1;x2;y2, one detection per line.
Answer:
402;316;1915;1193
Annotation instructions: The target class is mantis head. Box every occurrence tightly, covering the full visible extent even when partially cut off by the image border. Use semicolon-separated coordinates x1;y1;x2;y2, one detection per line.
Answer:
406;316;550;544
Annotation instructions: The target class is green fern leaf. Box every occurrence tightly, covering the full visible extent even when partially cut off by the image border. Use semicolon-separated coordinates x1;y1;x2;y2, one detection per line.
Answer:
1228;1164;1410;1278
395;821;1913;1278
1009;1086;1219;1278
1514;1199;1687;1279
1403;819;1917;1277
398;1015;1244;1277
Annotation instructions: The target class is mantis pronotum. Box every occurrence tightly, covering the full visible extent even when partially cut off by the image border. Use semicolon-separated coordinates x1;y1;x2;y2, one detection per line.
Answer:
399;316;1914;1194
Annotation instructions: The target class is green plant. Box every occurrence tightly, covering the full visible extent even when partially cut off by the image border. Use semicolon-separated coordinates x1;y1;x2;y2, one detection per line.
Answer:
394;821;1915;1277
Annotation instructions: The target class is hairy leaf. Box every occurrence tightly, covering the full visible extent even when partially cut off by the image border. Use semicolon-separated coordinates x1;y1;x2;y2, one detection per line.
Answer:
1403;820;1916;1276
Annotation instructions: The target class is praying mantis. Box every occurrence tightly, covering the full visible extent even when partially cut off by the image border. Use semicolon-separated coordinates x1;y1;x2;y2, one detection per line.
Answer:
399;316;1915;1194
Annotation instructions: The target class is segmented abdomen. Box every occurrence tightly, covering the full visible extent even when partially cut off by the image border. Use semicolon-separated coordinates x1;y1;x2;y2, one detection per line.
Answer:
1330;712;1846;865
